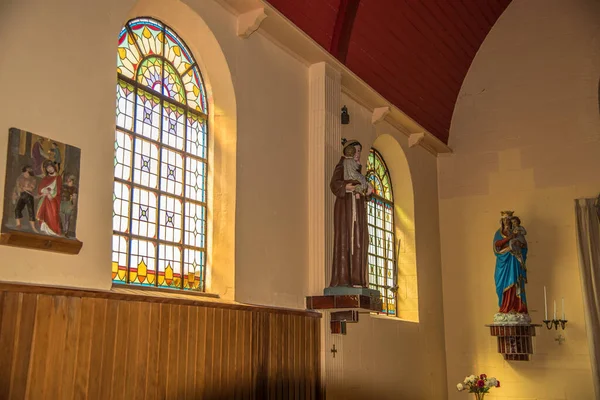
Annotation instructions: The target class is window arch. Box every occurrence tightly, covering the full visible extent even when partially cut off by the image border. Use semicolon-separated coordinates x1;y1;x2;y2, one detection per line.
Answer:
111;17;208;291
366;148;398;315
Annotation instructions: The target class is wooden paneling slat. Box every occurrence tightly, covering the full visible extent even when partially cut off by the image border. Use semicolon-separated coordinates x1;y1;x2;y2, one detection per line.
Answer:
144;302;161;400
184;305;198;400
176;304;189;400
9;293;37;400
87;298;108;400
195;306;207;400
98;299;119;400
212;308;224;398
26;295;53;399
0;284;321;400
110;300;130;400
135;300;151;400
204;307;215;399
43;296;69;399
123;300;141;400
0;292;19;396
156;302;171;400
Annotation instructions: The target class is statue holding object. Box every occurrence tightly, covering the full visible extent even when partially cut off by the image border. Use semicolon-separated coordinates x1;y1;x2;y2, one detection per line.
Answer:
328;138;374;290
493;211;531;325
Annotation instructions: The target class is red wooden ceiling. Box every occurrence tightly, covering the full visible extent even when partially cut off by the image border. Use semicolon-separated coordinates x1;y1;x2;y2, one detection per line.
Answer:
266;0;512;143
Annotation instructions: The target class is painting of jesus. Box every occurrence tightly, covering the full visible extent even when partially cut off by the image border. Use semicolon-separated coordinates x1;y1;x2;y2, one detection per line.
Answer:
2;128;81;241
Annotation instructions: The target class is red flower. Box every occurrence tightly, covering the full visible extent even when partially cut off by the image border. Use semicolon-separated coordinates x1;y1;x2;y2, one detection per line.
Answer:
480;374;487;380
496;380;501;388
477;380;485;388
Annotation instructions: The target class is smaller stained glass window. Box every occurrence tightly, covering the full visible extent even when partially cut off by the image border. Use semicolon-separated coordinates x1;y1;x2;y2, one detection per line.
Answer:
366;149;398;316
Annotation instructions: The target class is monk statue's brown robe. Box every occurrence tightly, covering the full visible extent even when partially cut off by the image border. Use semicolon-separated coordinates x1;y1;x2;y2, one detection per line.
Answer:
329;156;369;287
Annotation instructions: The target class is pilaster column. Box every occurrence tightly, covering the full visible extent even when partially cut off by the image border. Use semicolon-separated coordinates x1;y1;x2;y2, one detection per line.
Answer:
307;61;343;394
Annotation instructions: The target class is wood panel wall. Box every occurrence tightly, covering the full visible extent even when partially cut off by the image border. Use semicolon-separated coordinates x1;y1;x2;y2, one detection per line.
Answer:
0;284;322;400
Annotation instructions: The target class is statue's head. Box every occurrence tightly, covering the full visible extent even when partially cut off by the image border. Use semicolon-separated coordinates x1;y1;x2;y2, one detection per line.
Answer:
499;210;514;229
500;211;514;218
341;138;362;161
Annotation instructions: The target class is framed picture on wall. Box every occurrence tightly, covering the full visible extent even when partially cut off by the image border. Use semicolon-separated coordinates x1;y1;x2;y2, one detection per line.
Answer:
0;127;83;254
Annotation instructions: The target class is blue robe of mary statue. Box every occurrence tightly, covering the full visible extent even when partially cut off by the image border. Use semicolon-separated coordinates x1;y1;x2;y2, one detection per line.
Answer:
493;228;528;313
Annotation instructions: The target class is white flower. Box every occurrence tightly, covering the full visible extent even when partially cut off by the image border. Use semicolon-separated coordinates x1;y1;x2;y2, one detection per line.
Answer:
468;375;477;383
456;383;464;391
487;377;498;387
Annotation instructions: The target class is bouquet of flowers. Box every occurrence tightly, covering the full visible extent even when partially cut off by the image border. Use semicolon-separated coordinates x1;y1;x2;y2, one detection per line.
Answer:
456;374;500;399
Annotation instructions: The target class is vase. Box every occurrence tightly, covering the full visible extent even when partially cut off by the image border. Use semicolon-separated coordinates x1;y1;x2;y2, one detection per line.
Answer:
473;394;486;400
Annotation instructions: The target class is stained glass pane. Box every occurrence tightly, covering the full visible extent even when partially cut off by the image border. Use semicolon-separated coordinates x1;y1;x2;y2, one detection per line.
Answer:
129;239;156;285
131;188;158;239
158;244;182;288
164;26;195;75
184;203;206;249
183;249;204;290
116;27;141;78
116;80;135;130
135;90;161;141
137;57;163;93
162;102;185;150
185;158;206;203
186;113;207;159
160;148;183;196
162;62;186;104
129;18;163;57
113;182;130;233
158;195;182;243
367;149;397;316
114;130;133;181
182;66;207;113
133;138;159;189
113;17;208;292
112;235;128;282
366;150;393;202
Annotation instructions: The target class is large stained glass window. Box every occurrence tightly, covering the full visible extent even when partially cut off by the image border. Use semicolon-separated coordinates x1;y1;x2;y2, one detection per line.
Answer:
366;149;398;315
112;18;208;291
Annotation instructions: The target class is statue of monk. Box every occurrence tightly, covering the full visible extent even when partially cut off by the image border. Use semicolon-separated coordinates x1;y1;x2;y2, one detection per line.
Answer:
329;139;374;288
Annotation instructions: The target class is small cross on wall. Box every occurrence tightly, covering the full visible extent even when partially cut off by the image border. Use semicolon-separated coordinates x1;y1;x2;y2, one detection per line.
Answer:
330;344;338;358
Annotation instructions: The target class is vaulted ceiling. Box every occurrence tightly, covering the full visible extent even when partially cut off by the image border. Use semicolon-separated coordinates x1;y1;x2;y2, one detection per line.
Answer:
266;0;512;143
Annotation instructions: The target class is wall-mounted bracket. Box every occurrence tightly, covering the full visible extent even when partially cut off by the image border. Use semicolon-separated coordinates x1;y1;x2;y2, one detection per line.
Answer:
237;8;267;39
371;106;390;125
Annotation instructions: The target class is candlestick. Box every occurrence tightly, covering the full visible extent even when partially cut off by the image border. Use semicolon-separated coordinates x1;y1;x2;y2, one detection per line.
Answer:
562;297;565;320
553;300;557;320
544;286;548;320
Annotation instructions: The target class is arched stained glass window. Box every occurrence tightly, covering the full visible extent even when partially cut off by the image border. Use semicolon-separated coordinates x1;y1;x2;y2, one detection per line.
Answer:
112;17;208;291
366;149;398;315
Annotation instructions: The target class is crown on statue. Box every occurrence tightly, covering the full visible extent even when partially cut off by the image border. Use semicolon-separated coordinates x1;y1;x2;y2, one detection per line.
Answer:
500;211;514;218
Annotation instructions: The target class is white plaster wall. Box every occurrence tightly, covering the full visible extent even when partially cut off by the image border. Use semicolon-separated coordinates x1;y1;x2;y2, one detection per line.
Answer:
0;0;309;309
440;0;600;398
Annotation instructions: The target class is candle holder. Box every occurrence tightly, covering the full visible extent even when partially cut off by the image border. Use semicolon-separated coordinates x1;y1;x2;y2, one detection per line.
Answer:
542;319;568;330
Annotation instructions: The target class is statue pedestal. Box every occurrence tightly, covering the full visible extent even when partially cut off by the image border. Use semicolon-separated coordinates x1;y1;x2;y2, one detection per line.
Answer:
486;324;541;361
306;287;382;334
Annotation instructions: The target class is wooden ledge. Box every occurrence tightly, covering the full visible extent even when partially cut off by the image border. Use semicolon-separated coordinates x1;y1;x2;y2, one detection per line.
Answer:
306;294;382;312
0;282;321;318
0;230;83;255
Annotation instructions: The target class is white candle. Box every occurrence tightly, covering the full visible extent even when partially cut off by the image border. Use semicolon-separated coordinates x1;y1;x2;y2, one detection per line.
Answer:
553;300;557;320
544;286;548;320
562;298;565;320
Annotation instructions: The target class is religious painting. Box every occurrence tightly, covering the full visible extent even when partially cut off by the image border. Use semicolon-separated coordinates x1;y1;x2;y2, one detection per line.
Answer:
2;128;81;240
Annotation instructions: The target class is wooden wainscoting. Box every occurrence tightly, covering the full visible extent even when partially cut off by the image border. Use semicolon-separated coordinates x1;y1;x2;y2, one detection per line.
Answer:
0;283;321;400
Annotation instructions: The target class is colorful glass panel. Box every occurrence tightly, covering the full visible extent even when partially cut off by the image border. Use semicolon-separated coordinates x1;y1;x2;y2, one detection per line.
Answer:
366;149;398;316
116;18;207;114
113;17;208;292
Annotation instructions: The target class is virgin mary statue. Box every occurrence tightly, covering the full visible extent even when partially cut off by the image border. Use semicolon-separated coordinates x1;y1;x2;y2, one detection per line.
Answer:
493;211;528;319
